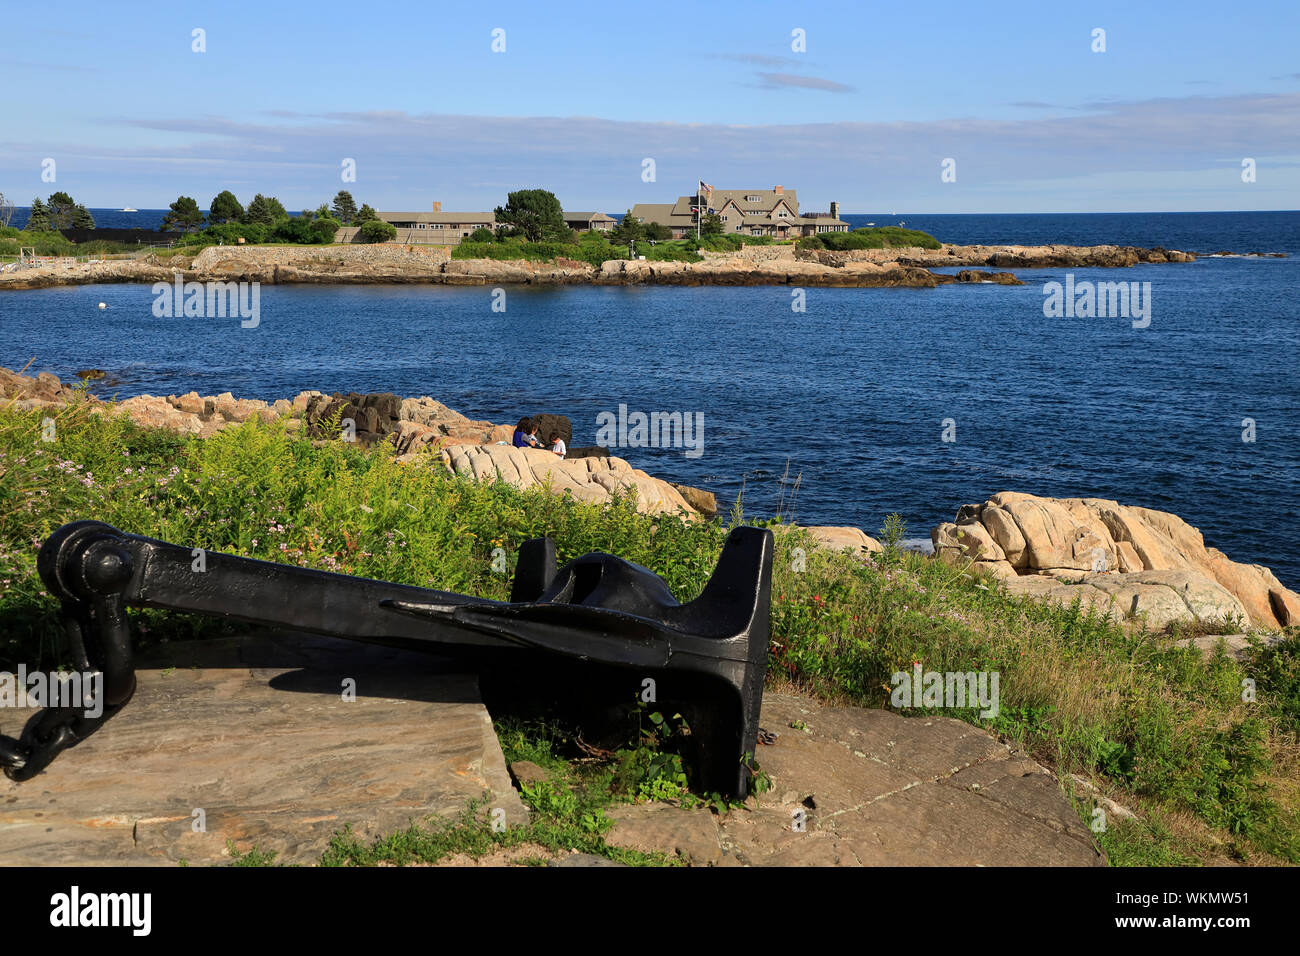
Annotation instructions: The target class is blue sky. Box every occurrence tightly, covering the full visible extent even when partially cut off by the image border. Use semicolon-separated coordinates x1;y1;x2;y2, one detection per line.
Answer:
3;0;1298;213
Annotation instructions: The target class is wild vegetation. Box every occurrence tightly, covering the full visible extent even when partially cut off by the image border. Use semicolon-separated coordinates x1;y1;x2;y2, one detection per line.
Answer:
1;391;1295;866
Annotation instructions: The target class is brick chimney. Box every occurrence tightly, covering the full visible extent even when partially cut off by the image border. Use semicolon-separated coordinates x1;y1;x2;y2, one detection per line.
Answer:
773;185;784;194
830;201;839;219
432;201;442;213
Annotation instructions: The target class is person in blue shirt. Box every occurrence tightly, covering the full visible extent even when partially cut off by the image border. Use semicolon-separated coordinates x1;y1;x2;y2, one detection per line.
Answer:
512;418;540;448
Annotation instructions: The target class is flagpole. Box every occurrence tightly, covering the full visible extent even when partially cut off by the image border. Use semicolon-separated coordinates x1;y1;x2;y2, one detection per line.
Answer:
697;178;702;241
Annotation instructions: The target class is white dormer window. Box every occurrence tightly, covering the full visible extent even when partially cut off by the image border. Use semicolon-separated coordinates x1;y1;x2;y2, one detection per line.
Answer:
745;195;761;202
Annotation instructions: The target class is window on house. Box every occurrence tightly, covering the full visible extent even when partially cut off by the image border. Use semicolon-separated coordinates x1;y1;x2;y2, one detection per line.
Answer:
745;195;761;202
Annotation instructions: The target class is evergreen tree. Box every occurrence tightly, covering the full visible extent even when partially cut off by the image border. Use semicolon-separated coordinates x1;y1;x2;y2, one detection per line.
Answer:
610;210;643;244
46;191;77;230
700;212;724;237
244;193;287;224
72;204;96;229
209;190;243;224
353;203;378;224
331;190;358;224
25;198;50;231
161;196;205;233
493;189;567;242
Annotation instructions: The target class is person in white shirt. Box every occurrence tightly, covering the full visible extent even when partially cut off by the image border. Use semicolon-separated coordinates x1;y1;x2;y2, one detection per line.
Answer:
548;430;567;459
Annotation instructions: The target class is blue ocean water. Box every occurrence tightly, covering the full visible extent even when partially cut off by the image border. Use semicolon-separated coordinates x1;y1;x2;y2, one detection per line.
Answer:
2;211;1297;586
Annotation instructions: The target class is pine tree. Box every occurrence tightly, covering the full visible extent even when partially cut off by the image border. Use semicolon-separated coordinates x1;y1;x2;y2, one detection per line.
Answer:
161;196;205;233
25;198;50;231
245;193;287;224
493;189;567;242
354;203;378;224
46;191;77;230
611;210;643;244
72;204;96;229
209;190;243;224
331;190;358;225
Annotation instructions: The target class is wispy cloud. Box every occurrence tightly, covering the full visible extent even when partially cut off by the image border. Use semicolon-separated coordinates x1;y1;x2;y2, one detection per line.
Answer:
757;72;854;93
719;53;798;68
5;93;1297;211
0;58;99;73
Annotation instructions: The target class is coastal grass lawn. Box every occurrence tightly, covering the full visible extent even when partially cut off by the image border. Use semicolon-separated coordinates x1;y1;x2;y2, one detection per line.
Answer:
452;235;708;267
450;233;792;268
2;400;1298;866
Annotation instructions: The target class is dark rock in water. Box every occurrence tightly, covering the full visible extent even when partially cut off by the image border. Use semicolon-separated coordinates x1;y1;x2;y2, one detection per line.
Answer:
76;368;105;380
953;270;1024;285
528;413;572;447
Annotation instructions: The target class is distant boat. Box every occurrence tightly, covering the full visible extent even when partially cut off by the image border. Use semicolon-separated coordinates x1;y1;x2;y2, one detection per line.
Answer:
865;221;876;226
120;207;138;212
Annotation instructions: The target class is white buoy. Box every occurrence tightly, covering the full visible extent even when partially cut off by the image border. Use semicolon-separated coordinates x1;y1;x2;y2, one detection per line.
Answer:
97;302;107;310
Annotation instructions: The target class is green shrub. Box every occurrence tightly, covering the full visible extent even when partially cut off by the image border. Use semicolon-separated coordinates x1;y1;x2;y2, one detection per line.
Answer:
451;241;582;262
358;219;397;243
308;216;341;243
803;227;942;251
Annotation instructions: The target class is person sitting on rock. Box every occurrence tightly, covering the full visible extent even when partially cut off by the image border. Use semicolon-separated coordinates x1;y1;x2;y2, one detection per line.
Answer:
548;430;566;459
513;418;540;449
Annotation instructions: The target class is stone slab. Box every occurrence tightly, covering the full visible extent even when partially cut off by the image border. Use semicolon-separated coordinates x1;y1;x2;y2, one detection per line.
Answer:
716;693;1104;866
0;632;525;866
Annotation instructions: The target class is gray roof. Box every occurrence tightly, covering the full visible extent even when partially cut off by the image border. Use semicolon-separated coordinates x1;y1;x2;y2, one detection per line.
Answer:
563;211;616;223
629;203;696;228
680;188;800;217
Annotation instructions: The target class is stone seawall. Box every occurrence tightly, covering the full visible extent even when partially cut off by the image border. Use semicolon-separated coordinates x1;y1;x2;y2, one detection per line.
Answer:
0;241;1195;290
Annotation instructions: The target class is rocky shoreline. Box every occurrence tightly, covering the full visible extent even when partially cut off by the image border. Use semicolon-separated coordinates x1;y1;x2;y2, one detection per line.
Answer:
0;241;1196;291
5;365;1294;634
